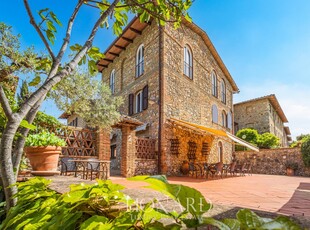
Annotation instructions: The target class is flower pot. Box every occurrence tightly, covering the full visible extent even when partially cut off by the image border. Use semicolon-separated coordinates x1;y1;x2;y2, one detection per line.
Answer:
286;168;295;176
180;161;189;175
24;146;61;176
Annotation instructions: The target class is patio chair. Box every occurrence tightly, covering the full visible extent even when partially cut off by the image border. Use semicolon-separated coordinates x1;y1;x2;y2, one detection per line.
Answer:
188;162;201;178
85;158;100;180
229;161;237;176
209;162;223;179
238;162;247;176
202;163;210;179
242;162;253;176
60;157;77;176
222;164;230;177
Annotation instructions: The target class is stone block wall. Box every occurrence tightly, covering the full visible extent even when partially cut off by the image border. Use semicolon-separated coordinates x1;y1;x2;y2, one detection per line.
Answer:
234;98;288;147
135;159;158;175
164;121;233;176
163;22;234;129
234;148;310;177
101;21;160;140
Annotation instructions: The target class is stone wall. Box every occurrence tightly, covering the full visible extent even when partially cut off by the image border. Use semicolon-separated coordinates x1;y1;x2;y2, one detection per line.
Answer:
234;99;270;133
101;21;160;140
234;148;310;177
164;121;233;176
234;99;288;147
135;159;158;175
161;20;235;174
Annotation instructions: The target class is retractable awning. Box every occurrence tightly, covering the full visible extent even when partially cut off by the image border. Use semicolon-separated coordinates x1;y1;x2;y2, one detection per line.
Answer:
169;118;259;152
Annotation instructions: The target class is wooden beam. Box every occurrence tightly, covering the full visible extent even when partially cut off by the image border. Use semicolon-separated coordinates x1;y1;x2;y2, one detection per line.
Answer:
104;58;113;63
97;63;108;68
115;45;126;50
108;52;120;57
122;37;133;43
129;27;142;35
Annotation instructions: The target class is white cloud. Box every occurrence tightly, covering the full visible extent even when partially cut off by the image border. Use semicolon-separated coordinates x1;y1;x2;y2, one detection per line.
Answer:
234;80;310;139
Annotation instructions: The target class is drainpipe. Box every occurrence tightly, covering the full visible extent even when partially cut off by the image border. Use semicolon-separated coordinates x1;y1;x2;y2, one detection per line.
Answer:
158;25;164;174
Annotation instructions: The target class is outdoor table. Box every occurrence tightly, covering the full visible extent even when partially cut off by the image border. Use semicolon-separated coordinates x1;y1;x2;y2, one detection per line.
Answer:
68;159;110;180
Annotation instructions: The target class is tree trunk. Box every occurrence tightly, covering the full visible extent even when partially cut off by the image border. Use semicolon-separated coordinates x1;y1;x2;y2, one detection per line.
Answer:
12;101;42;179
0;119;21;211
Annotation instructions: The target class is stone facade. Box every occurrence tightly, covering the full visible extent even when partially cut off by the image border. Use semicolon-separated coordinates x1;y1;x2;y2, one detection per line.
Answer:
234;148;310;177
100;19;239;176
161;22;236;175
66;18;239;176
234;95;291;147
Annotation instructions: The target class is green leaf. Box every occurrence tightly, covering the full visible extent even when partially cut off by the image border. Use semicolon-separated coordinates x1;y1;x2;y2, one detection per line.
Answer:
222;218;241;230
45;29;55;45
80;215;111;230
267;216;302;230
46;20;56;32
28;76;41;86
50;11;62;26
128;176;211;219
203;217;230;230
20;120;36;130
236;209;263;228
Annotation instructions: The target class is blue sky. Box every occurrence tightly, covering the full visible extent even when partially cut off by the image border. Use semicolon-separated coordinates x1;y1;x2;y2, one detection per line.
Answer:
1;0;310;139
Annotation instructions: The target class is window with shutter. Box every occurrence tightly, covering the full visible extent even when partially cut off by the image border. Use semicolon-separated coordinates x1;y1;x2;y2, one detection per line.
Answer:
135;90;143;113
142;85;148;110
128;94;134;116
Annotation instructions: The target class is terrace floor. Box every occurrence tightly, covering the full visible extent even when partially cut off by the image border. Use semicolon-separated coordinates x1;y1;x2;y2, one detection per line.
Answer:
111;174;310;217
48;173;310;218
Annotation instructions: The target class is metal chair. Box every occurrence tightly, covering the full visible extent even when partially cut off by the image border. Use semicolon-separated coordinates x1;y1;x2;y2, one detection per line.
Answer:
85;158;100;180
60;157;77;176
188;162;200;178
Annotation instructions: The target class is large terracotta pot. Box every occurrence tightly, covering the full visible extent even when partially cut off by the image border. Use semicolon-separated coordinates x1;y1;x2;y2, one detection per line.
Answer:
180;161;189;175
286;168;295;176
24;146;61;175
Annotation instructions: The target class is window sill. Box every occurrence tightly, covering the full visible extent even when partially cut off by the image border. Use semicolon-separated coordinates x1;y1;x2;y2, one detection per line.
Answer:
135;72;145;79
183;74;193;81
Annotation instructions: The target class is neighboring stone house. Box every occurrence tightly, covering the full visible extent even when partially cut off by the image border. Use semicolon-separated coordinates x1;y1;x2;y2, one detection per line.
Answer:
95;17;246;176
234;94;292;147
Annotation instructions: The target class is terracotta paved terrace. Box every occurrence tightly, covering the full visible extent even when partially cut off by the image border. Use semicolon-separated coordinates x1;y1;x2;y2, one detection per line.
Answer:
110;174;310;217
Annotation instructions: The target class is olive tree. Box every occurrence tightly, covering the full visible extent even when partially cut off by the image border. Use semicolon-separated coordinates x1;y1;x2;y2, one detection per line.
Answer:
0;0;192;210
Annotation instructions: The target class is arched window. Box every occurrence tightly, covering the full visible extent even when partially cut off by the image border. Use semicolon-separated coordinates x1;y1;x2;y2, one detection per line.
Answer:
135;90;143;113
218;141;223;163
227;111;232;130
222;110;227;127
221;79;226;103
183;45;193;79
136;44;144;77
212;104;218;123
110;69;115;94
211;71;218;97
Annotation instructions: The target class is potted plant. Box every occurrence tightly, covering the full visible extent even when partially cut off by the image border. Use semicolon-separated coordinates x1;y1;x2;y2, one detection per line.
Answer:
24;131;66;176
284;160;299;176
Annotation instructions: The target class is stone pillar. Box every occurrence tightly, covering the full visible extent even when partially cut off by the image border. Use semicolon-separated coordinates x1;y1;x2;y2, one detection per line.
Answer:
121;126;136;177
97;129;111;178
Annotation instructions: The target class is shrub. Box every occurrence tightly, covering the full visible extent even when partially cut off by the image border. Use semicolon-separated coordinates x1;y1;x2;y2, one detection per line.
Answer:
236;128;259;145
257;132;280;149
301;136;310;167
25;131;66;147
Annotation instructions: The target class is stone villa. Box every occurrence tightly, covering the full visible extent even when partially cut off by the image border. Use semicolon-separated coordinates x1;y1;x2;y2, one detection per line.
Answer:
62;17;258;177
234;94;292;147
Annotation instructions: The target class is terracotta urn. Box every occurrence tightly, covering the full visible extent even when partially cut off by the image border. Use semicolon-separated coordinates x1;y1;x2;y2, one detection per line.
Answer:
24;146;61;176
180;161;189;175
286;168;295;176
